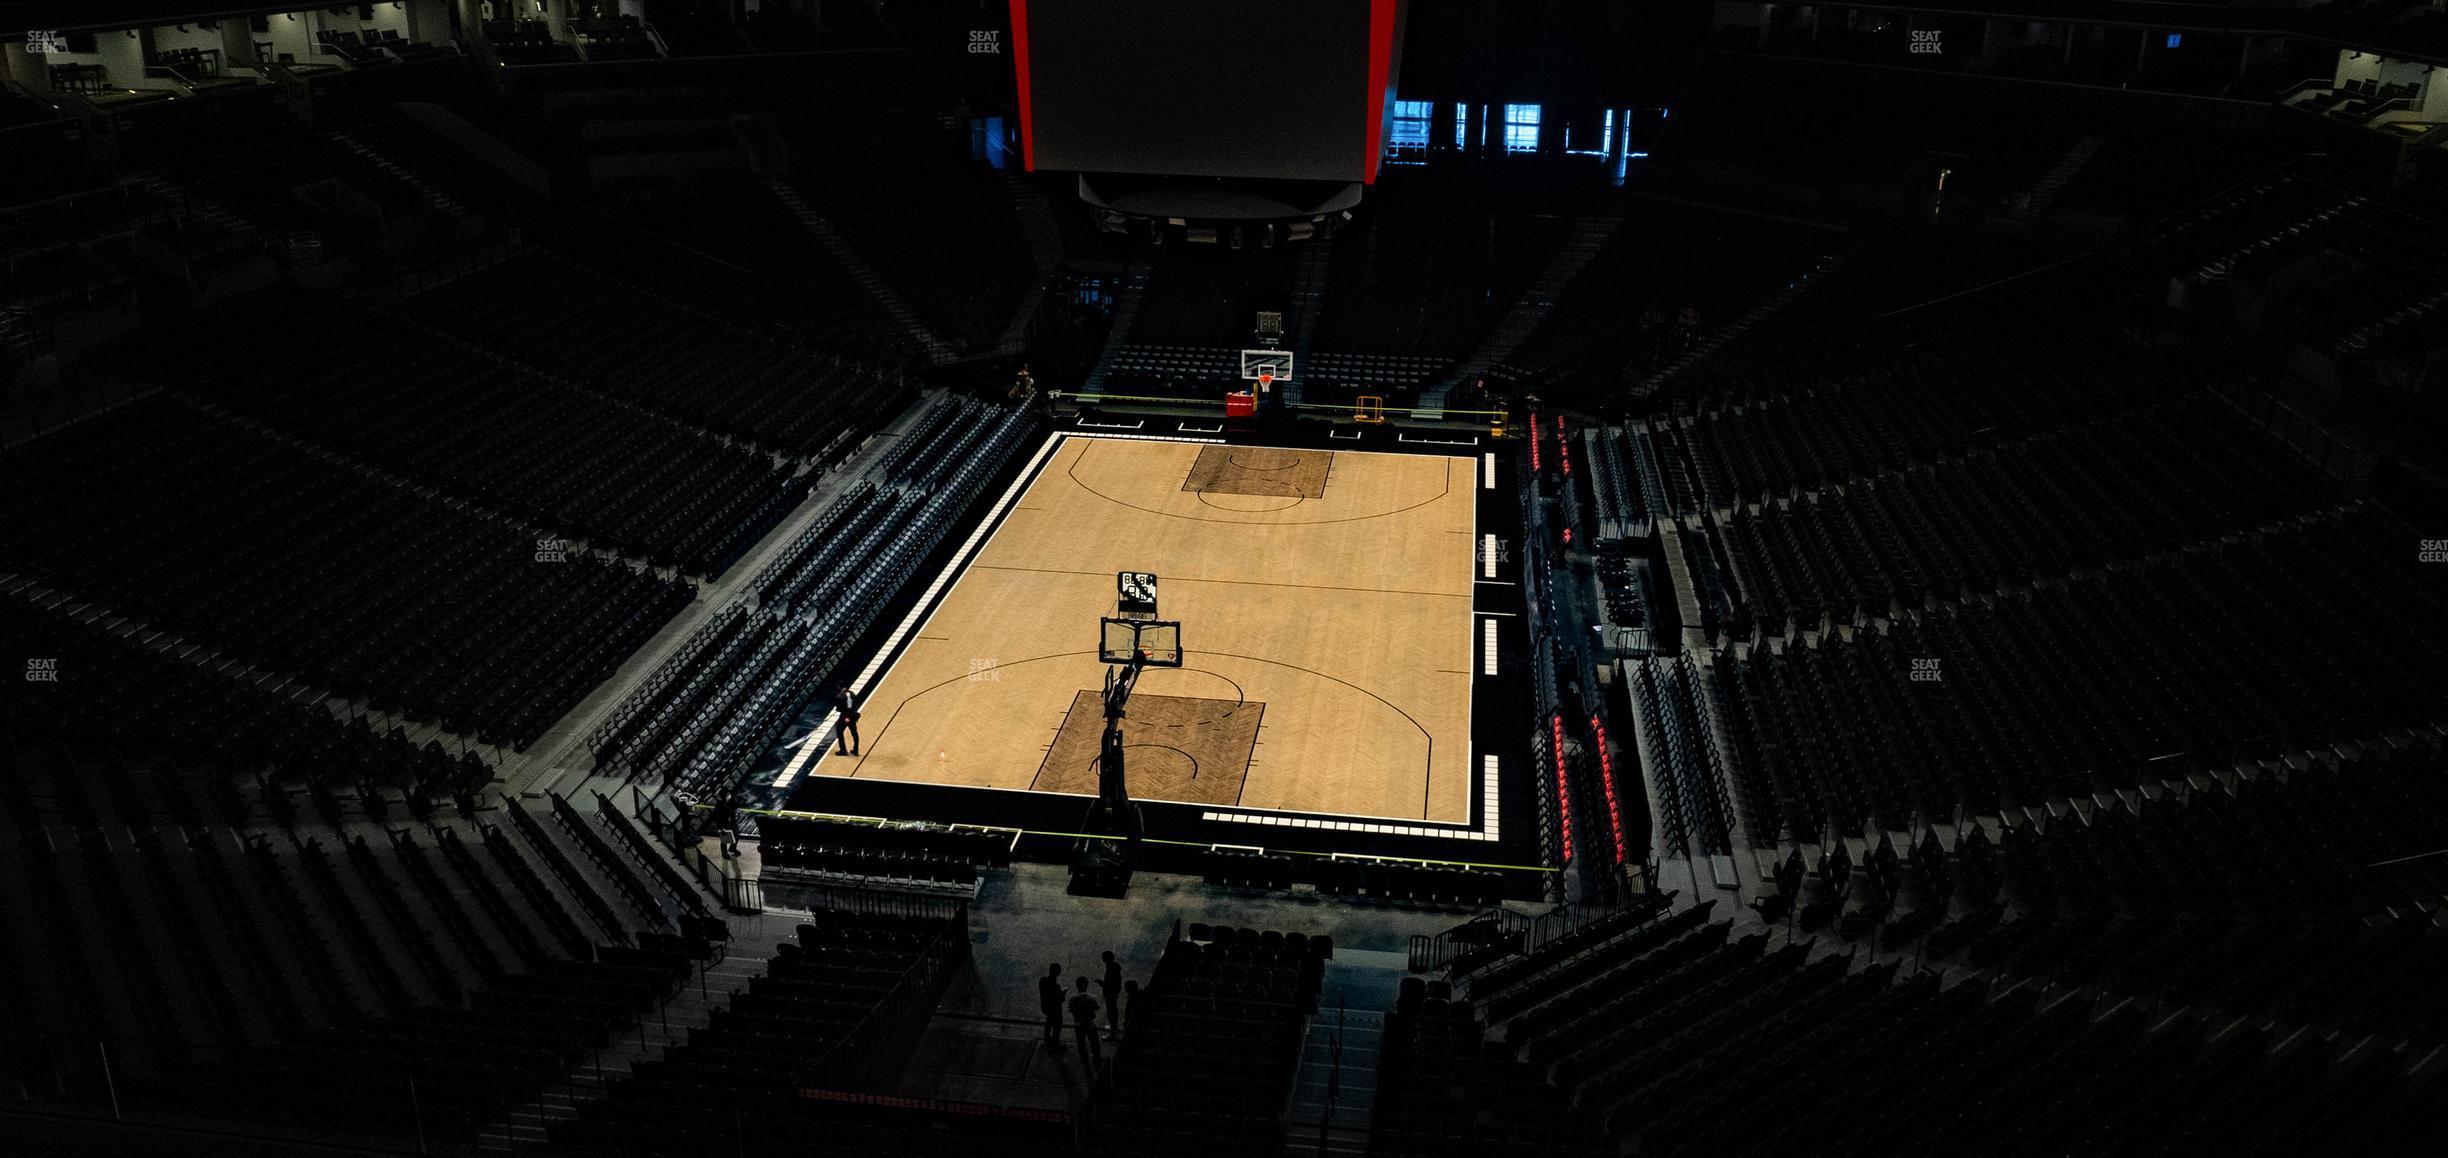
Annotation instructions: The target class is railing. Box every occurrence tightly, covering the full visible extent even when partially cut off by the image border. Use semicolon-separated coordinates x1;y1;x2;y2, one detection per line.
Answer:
2276;77;2336;103
1406;908;1532;974
2208;377;2376;487
383;233;529;298
549;791;669;929
639;795;982;922
1522;886;1676;957
5;946;728;1150
1410;888;1684;979
142;65;200;93
773;880;971;924
2354;95;2420;119
1;1030;447;1151
596;789;709;916
794;1088;1069;1125
635;788;762;916
1294;994;1350;1153
794;901;972;1091
0;384;162;451
2138;153;2321;236
503;793;627;940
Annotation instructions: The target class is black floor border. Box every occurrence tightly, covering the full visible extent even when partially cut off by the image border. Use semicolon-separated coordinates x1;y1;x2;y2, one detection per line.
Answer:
779;427;1540;883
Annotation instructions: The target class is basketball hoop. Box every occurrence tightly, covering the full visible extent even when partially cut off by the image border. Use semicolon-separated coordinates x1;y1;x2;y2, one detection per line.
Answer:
1100;617;1182;667
1257;371;1275;394
1238;348;1294;385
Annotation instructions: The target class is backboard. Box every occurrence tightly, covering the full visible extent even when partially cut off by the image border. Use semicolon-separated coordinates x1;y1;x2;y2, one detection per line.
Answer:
1117;570;1160;616
1100;618;1183;667
1239;348;1295;382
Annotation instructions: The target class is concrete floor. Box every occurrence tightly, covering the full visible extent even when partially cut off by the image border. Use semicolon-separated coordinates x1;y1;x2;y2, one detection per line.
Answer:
876;862;1480;1113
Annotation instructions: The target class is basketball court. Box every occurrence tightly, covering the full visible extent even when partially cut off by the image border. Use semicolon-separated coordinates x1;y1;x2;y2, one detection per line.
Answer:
808;435;1478;822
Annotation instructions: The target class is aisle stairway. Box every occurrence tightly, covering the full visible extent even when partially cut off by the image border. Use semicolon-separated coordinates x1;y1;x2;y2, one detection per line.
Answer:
130;172;256;237
1283;950;1408;1156
1281;237;1336;408
334;129;468;216
1634;248;1851;396
1080;265;1152;397
1425;214;1625;419
0;571;518;783
1656;522;1706;653
993;171;1066;358
169;390;680;578
767;180;956;364
472;910;799;1151
1002;171;1066;275
2016;135;2106;222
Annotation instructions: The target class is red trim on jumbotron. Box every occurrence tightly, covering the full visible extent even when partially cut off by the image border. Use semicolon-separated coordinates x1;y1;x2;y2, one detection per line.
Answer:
1364;0;1396;183
1010;0;1035;171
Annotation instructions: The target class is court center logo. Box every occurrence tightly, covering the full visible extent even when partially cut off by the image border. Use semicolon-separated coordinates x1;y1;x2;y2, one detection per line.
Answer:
26;658;59;683
25;31;67;54
533;537;569;563
969;30;1001;54
1910;658;1943;683
968;657;1001;682
1909;30;1942;55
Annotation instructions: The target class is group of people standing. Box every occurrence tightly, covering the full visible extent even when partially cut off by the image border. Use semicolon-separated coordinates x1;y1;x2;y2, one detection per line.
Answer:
1037;952;1138;1069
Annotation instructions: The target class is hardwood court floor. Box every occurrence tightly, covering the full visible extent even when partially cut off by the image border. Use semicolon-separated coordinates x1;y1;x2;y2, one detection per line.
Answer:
822;436;1476;822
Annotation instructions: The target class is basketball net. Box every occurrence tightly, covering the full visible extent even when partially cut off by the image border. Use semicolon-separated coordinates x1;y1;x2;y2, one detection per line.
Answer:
1257;371;1274;395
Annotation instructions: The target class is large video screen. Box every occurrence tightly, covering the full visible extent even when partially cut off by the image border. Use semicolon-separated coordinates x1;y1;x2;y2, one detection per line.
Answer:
1015;0;1399;183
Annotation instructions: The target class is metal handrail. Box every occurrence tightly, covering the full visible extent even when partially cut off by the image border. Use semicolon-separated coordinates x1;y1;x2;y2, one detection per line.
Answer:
2139;152;2324;235
793;901;971;1090
1407;907;1534;973
2276;76;2337;101
1052;388;1509;417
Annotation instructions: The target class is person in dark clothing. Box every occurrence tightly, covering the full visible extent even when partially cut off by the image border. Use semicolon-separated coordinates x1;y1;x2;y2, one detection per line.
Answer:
1037;963;1065;1045
1119;978;1139;1038
1068;976;1101;1067
1099;951;1124;1040
833;684;861;755
715;796;741;860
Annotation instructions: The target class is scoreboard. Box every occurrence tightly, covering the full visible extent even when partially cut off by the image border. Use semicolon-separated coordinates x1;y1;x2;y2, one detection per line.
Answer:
1011;0;1403;184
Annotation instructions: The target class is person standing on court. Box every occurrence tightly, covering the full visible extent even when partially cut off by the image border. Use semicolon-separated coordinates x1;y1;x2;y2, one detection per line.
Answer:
1099;951;1124;1040
1068;976;1102;1068
833;684;861;755
1037;963;1066;1047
